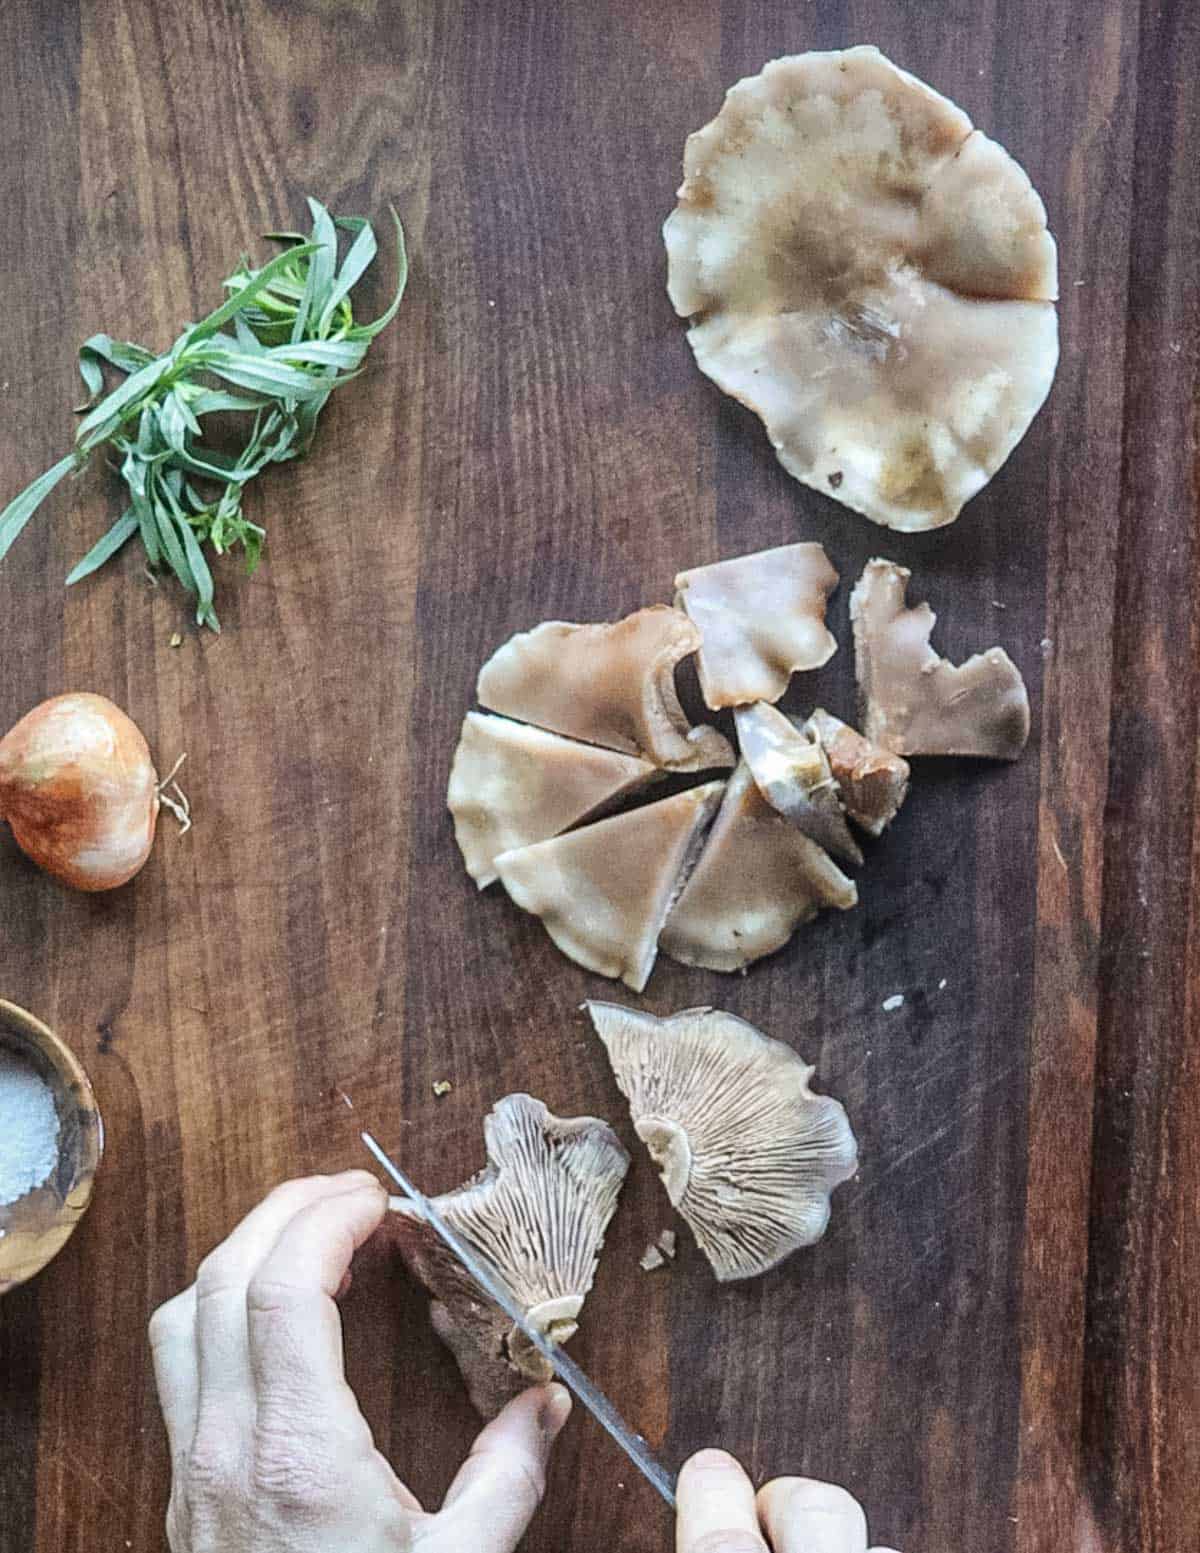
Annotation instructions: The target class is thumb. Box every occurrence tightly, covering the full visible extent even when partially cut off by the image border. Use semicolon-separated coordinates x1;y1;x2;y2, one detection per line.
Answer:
437;1384;572;1551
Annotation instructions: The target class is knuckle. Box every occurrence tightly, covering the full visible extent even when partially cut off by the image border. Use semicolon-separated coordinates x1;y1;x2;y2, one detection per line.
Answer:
184;1434;243;1503
148;1292;190;1347
245;1272;305;1319
250;1431;340;1520
194;1246;238;1295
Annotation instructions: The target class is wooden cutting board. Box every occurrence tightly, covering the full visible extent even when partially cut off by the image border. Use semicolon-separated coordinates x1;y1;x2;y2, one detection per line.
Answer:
1;3;1196;1550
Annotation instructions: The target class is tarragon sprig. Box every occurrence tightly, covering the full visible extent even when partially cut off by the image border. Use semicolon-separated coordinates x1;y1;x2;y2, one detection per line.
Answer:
0;198;407;630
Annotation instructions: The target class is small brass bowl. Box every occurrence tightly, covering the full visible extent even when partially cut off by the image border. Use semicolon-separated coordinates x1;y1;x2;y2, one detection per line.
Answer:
0;999;103;1295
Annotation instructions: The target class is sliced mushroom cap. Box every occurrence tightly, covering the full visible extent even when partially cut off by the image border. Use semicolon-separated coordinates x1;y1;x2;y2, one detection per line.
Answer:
496;781;725;991
660;764;856;973
448;712;659;888
674;543;838;709
389;1094;629;1417
851;558;1030;758
586;1003;857;1281
733;702;861;865
804;708;911;836
664;47;1059;531
476;607;734;771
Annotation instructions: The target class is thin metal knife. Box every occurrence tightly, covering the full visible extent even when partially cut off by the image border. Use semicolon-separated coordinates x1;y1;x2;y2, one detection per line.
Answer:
361;1129;677;1508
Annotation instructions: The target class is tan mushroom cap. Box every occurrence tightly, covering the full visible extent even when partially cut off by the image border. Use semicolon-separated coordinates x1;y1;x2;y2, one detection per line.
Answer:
389;1094;629;1417
674;543;838;709
660;764;856;973
448;711;659;888
476;606;734;771
586;1003;858;1281
851;558;1030;758
496;781;725;991
733;701;862;865
664;46;1059;531
804;708;910;836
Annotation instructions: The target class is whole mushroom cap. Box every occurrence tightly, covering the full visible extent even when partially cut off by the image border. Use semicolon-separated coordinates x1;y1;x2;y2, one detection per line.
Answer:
587;1002;858;1281
664;46;1059;531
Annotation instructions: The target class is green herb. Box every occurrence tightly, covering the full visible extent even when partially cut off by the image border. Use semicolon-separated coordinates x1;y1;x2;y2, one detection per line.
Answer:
0;198;407;631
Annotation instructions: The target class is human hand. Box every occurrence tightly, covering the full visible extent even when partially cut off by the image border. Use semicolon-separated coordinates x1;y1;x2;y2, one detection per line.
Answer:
149;1171;572;1553
677;1449;898;1552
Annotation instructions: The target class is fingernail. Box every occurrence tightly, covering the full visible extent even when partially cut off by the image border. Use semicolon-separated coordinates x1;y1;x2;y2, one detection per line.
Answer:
539;1385;572;1441
337;1170;383;1191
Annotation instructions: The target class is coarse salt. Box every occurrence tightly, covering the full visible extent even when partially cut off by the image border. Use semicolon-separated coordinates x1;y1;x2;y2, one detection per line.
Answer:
0;1050;61;1206
881;994;905;1012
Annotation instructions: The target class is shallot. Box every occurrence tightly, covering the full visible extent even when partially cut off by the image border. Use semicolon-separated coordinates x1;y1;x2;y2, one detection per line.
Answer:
0;693;168;891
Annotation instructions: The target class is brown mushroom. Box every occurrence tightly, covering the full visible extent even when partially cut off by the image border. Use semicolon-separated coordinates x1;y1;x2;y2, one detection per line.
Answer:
851;558;1030;758
660;763;856;973
664;47;1059;531
732;701;861;865
389;1093;629;1417
448;711;659;888
495;781;725;990
674;543;838;709
803;708;911;836
476;606;734;771
586;1003;857;1281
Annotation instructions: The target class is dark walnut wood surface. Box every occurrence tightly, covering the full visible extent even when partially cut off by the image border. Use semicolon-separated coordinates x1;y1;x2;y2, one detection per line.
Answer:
1;2;1196;1550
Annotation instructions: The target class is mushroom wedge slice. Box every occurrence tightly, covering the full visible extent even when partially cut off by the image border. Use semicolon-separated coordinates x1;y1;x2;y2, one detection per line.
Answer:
733;702;861;865
674;543;838;709
586;1003;857;1281
477;606;734;771
660;764;856;973
389;1094;629;1417
496;781;725;991
664;47;1059;531
851;558;1030;758
803;708;910;836
449;712;659;888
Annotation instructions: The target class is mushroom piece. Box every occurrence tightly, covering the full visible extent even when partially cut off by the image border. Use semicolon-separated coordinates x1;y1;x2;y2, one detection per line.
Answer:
660;764;856;973
733;702;861;865
495;781;725;991
389;1093;629;1417
586;1003;858;1281
664;47;1059;531
476;607;734;771
448;711;659;888
674;543;838;709
803;708;911;836
851;558;1030;758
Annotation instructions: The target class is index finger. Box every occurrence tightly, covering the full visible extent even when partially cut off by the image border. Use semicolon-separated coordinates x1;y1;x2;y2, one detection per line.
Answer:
245;1178;387;1414
677;1450;769;1553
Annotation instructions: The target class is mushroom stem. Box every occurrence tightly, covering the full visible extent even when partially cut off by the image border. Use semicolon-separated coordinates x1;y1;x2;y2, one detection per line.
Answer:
635;1116;693;1206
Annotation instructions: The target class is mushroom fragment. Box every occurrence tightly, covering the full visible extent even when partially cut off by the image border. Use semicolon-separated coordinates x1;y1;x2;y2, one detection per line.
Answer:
476;607;734;771
733;702;861;865
664;46;1059;531
448;712;658;888
674;543;838;709
851;559;1030;758
803;708;910;836
496;782;725;991
389;1093;629;1417
660;764;856;973
587;1003;857;1281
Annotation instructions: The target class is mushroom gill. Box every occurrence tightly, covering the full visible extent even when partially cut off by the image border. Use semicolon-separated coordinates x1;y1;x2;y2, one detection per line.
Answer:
388;1094;629;1417
587;1003;857;1281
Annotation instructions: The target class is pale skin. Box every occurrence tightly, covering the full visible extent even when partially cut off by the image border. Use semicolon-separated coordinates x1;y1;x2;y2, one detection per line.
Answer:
150;1173;896;1552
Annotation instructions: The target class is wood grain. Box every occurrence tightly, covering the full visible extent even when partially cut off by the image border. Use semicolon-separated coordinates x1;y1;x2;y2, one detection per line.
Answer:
1;2;1196;1551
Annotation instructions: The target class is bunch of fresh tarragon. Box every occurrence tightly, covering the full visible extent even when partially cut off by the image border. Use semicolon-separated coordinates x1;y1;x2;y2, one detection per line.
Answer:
0;198;406;630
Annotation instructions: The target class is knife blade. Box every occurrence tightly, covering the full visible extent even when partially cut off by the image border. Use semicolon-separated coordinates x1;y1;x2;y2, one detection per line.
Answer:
361;1129;677;1508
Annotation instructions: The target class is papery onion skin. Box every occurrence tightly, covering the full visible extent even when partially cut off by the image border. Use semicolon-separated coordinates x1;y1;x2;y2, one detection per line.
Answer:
0;693;159;891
